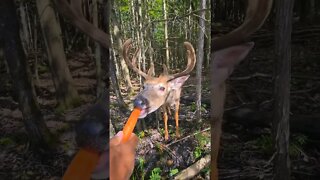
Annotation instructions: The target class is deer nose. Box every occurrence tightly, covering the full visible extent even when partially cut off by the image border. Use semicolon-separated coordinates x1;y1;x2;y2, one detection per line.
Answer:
134;96;148;109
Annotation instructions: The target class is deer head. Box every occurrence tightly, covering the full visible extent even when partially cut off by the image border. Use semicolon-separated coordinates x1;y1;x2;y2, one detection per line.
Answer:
123;39;196;119
209;0;273;179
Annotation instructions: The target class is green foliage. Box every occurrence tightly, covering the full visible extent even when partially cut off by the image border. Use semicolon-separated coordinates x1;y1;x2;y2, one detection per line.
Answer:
55;96;82;114
200;166;211;176
255;134;308;158
289;134;308;158
194;146;203;159
138;157;145;170
169;168;179;176
190;102;196;111
138;131;145;139
159;128;165;136
195;132;209;148
150;167;162;180
138;157;146;179
194;131;210;159
190;102;207;112
147;0;163;19
293;134;307;146
155;142;164;154
255;135;273;155
0;137;15;146
37;64;49;74
131;156;146;180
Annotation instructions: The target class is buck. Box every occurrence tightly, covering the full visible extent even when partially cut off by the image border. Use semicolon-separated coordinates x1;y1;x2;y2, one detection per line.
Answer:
122;39;196;141
209;0;273;179
55;0;274;179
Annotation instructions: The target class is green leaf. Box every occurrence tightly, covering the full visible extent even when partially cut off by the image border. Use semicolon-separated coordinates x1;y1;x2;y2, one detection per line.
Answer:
170;169;179;176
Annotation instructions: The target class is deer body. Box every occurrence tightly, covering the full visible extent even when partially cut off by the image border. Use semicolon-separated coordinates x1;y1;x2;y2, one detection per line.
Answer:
123;39;196;140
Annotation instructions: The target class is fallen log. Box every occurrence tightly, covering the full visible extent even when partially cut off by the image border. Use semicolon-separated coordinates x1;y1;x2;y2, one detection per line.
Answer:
181;97;320;139
174;154;211;180
224;108;320;139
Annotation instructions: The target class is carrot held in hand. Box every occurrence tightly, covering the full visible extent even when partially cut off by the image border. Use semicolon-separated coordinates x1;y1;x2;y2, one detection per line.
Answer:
62;148;100;180
121;108;142;143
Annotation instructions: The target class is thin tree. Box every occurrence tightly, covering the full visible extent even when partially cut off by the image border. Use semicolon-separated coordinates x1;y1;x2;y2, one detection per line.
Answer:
36;0;79;110
163;0;170;68
195;0;207;121
18;1;30;52
273;0;294;179
110;1;133;94
92;0;103;97
0;0;54;151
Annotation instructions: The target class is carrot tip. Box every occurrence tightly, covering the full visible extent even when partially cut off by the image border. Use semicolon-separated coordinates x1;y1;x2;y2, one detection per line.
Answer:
121;108;141;143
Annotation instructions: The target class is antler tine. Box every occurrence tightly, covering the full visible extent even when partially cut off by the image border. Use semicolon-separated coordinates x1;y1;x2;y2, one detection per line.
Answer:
54;0;111;49
169;42;196;80
212;0;273;51
147;63;155;76
162;64;169;76
123;39;149;79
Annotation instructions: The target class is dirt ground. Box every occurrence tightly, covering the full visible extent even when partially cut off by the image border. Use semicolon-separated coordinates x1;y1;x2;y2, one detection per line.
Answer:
0;41;320;179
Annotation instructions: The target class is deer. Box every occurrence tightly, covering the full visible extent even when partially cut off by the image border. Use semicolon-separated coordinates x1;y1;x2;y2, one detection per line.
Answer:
122;38;196;141
54;0;274;179
209;0;273;179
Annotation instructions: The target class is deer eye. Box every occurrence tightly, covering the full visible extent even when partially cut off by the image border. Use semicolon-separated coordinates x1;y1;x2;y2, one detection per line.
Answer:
142;85;146;90
159;86;165;91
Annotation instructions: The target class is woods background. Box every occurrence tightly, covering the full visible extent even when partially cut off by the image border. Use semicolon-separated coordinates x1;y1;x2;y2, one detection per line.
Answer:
0;0;319;179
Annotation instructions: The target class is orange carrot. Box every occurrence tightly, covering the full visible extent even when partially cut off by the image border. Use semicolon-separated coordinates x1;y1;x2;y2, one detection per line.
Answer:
62;148;100;180
121;108;141;143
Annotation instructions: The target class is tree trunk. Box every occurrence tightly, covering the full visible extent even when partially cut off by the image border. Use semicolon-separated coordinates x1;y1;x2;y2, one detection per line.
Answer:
0;0;55;151
110;51;128;110
36;0;79;110
273;0;294;179
138;0;146;72
19;1;30;52
92;0;103;97
195;0;206;121
110;2;133;94
163;0;170;68
130;0;142;86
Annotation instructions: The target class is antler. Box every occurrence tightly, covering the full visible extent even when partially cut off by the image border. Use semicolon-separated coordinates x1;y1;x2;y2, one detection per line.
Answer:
168;42;196;80
122;39;149;79
212;0;273;51
54;0;111;49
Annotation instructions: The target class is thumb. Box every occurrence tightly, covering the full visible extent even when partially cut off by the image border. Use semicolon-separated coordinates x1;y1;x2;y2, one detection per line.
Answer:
109;131;123;146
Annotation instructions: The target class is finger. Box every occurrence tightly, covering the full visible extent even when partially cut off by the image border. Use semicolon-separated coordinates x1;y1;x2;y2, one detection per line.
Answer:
115;131;124;138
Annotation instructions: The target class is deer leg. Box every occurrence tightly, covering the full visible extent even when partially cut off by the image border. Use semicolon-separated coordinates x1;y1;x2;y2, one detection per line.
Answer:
210;116;222;180
210;83;226;180
162;106;169;141
174;102;180;138
167;106;172;116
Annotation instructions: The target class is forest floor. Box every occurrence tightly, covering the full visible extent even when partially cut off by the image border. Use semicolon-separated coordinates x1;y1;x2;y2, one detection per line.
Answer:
110;42;320;180
0;42;320;179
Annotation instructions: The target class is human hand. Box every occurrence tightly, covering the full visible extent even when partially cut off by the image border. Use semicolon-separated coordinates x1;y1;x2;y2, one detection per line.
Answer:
110;131;138;180
92;131;138;180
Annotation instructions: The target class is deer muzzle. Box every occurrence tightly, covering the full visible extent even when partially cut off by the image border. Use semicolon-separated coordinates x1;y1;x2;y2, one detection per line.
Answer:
133;94;161;119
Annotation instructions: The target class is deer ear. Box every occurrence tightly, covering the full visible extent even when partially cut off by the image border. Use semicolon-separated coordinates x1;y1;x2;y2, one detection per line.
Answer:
168;75;190;90
213;42;254;68
211;42;254;85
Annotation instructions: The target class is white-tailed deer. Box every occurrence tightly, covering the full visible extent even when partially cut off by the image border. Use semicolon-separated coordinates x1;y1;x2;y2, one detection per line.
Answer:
210;0;273;179
122;39;196;140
